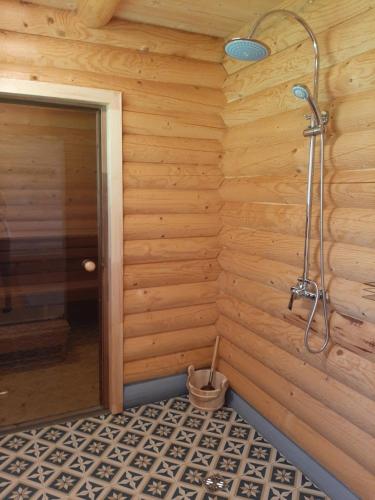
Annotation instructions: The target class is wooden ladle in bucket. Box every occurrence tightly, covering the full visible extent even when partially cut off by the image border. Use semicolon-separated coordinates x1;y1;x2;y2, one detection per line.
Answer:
201;336;220;391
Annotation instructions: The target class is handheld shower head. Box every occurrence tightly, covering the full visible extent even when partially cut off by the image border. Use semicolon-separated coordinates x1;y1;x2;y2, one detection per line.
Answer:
292;84;310;100
224;38;269;61
292;83;322;125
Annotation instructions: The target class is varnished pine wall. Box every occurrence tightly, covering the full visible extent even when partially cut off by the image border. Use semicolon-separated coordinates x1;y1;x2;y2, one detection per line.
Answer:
218;0;375;496
0;0;226;383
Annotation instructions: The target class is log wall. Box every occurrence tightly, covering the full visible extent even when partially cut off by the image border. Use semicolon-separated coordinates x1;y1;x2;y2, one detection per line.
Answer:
2;0;374;494
219;0;375;496
0;0;226;383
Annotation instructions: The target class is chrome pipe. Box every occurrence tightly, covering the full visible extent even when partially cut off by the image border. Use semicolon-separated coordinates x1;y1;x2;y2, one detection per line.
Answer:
248;9;320;99
303;130;316;282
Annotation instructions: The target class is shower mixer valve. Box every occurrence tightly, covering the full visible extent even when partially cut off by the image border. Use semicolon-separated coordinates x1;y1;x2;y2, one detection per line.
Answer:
288;278;325;311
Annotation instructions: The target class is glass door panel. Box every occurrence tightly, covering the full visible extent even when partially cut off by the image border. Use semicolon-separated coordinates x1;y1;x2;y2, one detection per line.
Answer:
0;100;102;430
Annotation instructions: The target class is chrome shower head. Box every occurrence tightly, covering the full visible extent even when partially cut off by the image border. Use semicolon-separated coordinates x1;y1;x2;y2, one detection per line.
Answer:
292;84;310;100
224;38;270;61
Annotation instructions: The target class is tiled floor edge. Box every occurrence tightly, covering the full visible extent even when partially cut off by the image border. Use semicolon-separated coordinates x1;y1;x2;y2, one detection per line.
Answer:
123;376;357;500
123;373;187;409
226;390;358;500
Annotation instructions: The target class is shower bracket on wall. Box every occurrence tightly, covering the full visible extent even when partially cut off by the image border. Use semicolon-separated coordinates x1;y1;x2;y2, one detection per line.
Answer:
303;110;329;137
304;110;329;123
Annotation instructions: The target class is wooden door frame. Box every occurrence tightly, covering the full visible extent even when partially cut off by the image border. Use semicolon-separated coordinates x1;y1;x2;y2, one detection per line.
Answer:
0;78;124;413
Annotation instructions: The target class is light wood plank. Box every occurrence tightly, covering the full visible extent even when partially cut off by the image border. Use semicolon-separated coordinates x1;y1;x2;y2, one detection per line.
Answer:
124;325;217;360
0;31;226;88
124;237;220;264
0;0;224;62
124;281;219;315
124;214;222;240
124;259;221;290
124;303;218;337
124;346;212;383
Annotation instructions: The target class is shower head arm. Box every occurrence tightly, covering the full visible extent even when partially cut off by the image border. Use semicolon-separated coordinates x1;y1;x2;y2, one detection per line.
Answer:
248;9;319;99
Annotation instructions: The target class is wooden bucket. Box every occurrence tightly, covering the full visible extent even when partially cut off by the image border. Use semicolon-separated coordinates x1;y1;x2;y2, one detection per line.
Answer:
187;365;229;411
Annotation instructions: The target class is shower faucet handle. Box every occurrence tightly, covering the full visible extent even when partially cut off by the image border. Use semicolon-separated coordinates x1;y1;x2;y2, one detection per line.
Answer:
288;290;296;311
321;110;329;125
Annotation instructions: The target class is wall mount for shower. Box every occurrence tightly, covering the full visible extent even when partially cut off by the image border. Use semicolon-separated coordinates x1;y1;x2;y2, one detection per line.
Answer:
225;10;330;354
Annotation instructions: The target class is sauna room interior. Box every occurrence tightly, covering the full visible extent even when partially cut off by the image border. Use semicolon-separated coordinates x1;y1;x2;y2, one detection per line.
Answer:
0;1;374;499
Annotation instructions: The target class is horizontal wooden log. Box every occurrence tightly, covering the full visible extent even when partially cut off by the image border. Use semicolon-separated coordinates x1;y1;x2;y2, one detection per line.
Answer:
0;63;224;117
219;272;375;399
124;346;212;383
217;361;375;497
124;110;224;140
219;249;375;324
331;310;375;361
222;73;375;130
0;209;96;222
216;306;375;436
0;0;224;62
0;269;96;286
124;303;218;337
218;332;375;474
220;171;375;209
124;281;218;314
0;123;95;146
0;281;97;309
124;162;223;190
224;8;375;101
123;189;222;215
0;188;96;205
124;237;220;264
223;0;373;74
222;201;375;248
0;31;225;88
220;226;375;284
0;169;96;188
124;171;222;190
124;214;222;240
114;0;276;38
0;100;96;129
0;226;96;235
123;135;222;165
222;128;375;176
124;325;217;361
124;259;220;290
219;272;375;360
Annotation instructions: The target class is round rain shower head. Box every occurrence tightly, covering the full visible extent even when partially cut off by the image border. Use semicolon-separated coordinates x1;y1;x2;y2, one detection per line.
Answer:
224;38;270;61
292;84;310;100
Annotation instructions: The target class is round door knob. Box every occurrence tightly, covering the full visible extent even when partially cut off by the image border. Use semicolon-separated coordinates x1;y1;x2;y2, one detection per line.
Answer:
82;259;96;272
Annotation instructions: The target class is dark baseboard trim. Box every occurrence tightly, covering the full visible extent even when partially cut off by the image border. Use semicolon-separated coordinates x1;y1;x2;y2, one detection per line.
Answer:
226;390;358;500
123;373;187;409
123;376;357;500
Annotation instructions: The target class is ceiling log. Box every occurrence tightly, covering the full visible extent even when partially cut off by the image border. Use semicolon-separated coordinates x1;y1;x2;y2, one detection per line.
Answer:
76;0;121;28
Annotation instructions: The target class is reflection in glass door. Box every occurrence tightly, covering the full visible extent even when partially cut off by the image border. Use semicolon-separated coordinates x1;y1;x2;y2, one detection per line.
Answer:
0;100;102;430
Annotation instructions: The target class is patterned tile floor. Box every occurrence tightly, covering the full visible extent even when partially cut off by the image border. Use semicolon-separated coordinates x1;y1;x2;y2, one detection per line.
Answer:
0;396;330;499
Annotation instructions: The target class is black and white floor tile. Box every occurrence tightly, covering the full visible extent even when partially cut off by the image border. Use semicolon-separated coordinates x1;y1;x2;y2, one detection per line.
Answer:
0;396;330;499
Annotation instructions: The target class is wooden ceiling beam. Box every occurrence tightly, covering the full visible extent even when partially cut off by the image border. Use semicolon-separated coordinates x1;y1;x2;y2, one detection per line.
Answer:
76;0;121;28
